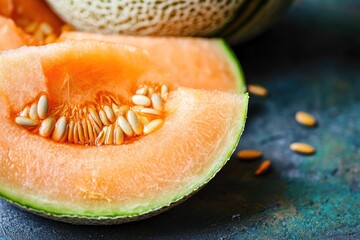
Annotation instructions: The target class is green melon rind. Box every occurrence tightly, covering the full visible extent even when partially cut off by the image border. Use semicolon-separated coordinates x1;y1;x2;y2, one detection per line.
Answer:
0;92;248;224
216;39;246;93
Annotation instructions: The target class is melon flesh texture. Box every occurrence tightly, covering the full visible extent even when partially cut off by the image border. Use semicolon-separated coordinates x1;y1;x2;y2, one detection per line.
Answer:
58;32;246;93
0;41;248;223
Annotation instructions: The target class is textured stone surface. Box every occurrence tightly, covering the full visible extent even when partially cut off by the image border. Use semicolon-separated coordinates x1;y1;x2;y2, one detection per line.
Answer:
0;0;359;239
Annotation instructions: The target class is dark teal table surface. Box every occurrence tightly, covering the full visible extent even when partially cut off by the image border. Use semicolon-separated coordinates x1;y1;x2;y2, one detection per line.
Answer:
0;0;359;239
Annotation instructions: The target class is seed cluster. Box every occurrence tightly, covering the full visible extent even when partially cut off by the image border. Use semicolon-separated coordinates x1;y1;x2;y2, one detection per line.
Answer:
15;84;168;146
16;17;74;44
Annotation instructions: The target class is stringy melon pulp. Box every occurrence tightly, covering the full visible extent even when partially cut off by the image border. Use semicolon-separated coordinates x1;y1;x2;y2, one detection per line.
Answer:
0;40;248;220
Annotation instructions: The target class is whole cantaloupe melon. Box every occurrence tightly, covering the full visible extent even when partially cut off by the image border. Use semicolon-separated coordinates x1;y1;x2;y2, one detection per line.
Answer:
45;0;292;43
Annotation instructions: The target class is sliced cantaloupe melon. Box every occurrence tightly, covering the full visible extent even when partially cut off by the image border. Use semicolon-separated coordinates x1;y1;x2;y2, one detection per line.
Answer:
0;40;248;224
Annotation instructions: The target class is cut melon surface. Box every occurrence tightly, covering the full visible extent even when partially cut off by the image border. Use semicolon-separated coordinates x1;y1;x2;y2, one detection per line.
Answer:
57;32;246;93
0;40;248;224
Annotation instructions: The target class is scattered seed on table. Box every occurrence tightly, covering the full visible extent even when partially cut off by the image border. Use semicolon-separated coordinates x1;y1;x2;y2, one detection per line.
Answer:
255;160;271;176
236;149;262;160
247;84;268;97
290;142;316;155
295;111;317;127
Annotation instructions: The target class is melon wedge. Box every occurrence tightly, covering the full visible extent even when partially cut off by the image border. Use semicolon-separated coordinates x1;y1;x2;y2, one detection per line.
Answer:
58;32;246;93
0;40;248;224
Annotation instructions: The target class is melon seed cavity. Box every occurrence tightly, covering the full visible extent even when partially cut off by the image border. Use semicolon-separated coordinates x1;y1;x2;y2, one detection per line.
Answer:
17;17;74;44
15;84;168;146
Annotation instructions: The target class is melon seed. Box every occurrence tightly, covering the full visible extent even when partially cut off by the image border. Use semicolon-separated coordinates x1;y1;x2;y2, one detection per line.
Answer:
99;109;110;126
151;93;164;111
59;124;69;143
111;103;119;114
132;95;151;107
89;117;101;134
51;116;67;141
86;119;95;144
295;111;317;127
37;95;49;119
39;116;55;137
236;149;262;160
67;121;75;143
139;108;161;116
105;124;114;145
104;105;116;123
117;105;130;116
38;22;53;35
144;119;163;135
127;110;142;135
73;122;79;144
82;119;89;143
117;116;134;137
19;106;30;117
147;87;154;98
161;84;168;99
255;160;271;176
77;121;85;145
89;108;103;128
29;103;38;120
290;142;315;155
136;87;148;95
95;127;106;146
15;116;38;127
114;124;124;145
247;84;268;97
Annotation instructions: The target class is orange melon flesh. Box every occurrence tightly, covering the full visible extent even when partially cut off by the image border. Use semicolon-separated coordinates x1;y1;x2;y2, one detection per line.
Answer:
0;0;12;17
0;15;39;50
0;40;248;223
58;32;246;93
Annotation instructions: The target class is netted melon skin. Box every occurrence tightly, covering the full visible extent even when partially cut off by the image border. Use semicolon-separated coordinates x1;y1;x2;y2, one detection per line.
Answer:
46;0;242;36
46;0;292;43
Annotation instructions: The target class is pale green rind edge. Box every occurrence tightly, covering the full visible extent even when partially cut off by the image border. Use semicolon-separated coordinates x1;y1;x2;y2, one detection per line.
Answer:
216;39;246;93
